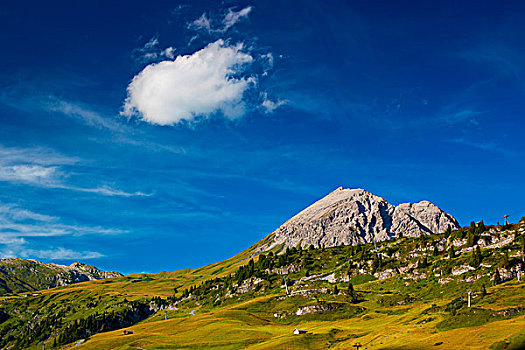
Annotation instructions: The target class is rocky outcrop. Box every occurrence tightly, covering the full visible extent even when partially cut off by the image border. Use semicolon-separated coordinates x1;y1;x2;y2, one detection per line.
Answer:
0;258;123;295
260;187;460;250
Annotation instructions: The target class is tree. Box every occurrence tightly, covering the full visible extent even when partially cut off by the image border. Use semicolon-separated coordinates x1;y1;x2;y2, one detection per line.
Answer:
472;245;483;267
449;245;455;259
346;282;357;303
502;251;510;269
481;284;487;296
334;285;339;295
467;230;475;247
477;220;486;234
493;269;501;286
433;245;439;256
445;225;452;238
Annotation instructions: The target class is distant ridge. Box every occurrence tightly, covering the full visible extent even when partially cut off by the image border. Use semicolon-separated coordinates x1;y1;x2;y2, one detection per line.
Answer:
259;187;460;251
0;258;122;295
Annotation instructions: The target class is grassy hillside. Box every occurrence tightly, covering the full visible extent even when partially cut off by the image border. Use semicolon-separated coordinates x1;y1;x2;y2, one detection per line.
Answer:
0;219;524;349
0;259;121;296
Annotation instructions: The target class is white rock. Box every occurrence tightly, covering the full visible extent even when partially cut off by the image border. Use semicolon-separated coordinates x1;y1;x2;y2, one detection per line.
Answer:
259;187;459;250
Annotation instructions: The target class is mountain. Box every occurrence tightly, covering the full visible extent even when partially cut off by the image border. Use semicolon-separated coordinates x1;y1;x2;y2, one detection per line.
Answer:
0;190;523;350
260;187;460;251
0;258;122;295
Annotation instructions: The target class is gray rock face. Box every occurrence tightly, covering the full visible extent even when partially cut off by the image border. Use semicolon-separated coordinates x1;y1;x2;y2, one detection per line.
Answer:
261;187;460;250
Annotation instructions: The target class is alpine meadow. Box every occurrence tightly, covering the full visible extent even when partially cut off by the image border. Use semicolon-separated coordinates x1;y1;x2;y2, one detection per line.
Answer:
0;1;524;350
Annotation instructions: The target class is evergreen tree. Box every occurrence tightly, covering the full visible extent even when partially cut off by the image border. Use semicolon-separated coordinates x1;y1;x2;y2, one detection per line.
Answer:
478;220;486;234
493;269;501;286
467;230;475;247
346;282;356;303
433;245;439;256
481;284;487;296
449;245;455;259
472;245;482;267
334;285;339;295
502;251;510;269
445;225;452;238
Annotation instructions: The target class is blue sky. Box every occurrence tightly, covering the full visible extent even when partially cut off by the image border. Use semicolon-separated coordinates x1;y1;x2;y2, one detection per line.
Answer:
0;0;524;274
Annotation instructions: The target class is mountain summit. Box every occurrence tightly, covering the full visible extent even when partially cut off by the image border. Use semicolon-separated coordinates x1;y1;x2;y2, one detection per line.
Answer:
260;187;460;250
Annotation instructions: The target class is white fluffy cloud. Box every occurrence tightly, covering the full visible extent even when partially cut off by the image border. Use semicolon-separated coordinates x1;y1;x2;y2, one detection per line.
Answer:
122;40;255;125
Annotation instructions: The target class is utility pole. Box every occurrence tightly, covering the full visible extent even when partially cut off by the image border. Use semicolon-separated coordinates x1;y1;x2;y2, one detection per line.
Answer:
283;275;289;295
164;309;167;320
353;343;362;350
372;236;378;251
467;291;471;308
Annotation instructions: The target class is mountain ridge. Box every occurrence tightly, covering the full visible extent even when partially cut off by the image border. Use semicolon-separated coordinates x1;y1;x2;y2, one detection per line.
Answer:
259;187;460;251
0;258;122;295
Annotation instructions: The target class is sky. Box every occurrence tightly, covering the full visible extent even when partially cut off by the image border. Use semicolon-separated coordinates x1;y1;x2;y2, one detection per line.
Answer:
0;0;524;274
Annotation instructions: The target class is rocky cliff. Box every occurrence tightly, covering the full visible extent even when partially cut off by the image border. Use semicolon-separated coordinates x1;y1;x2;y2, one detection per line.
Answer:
0;258;122;295
260;187;460;251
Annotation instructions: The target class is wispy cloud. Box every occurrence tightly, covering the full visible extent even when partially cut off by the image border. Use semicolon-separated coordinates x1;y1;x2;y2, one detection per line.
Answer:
132;36;176;63
44;98;124;131
188;6;253;34
445;137;518;158
458;46;524;78
440;109;485;125
1;246;104;260
260;92;288;114
0;144;79;166
0;203;120;260
0;144;149;197
1;82;126;132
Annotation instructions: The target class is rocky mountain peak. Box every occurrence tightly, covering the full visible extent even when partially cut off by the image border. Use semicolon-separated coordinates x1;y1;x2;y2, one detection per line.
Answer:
260;187;460;251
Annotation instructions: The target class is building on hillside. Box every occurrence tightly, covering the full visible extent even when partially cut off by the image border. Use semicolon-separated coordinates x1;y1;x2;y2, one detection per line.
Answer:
123;330;134;335
293;328;307;335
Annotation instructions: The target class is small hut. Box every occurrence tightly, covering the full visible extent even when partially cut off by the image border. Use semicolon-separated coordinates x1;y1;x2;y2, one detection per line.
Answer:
293;328;307;335
123;330;134;335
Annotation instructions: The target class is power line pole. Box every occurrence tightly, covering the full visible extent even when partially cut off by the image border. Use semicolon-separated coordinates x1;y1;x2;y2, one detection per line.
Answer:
164;309;167;320
353;343;362;350
467;291;471;308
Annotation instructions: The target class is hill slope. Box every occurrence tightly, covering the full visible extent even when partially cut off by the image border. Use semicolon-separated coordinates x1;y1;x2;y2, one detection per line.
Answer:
260;187;460;251
0;259;122;295
0;190;523;350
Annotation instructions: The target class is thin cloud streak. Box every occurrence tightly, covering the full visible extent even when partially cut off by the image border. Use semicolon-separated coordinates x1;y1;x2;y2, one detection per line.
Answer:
0;203;121;260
